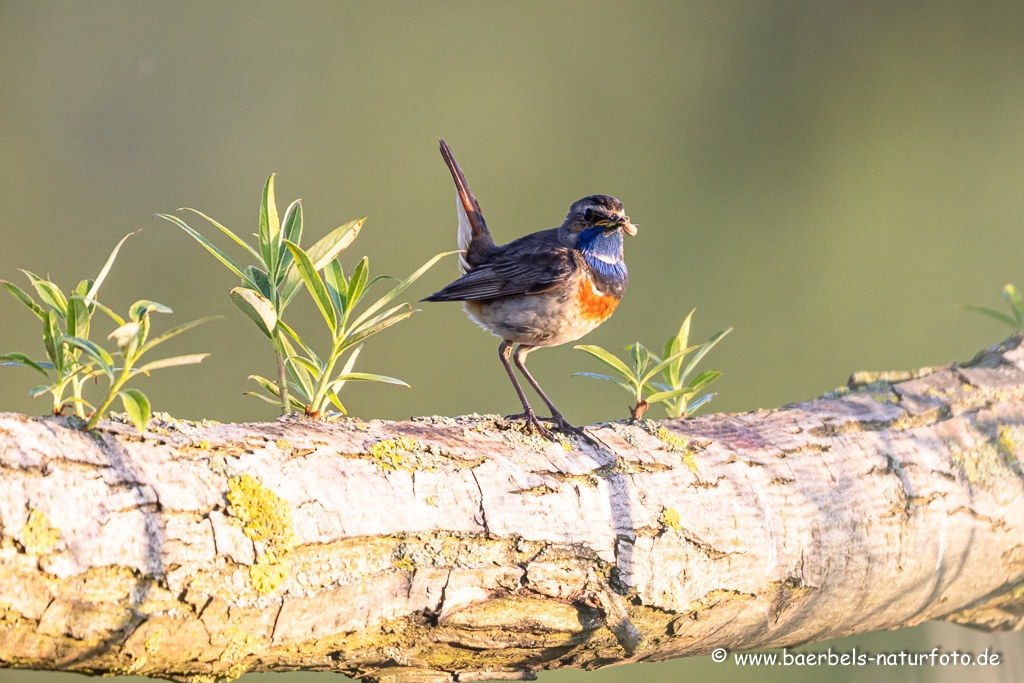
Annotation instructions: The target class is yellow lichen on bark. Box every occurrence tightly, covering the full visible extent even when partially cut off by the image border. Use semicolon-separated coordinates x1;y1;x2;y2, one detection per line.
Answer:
226;474;297;593
22;510;59;554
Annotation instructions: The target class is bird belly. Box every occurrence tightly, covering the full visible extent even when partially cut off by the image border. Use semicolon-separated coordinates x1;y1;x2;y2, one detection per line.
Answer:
463;276;619;347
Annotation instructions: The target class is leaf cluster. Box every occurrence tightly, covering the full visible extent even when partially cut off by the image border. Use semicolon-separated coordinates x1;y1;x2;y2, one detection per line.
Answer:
1;231;210;432
575;309;731;421
159;174;451;419
249;243;453;418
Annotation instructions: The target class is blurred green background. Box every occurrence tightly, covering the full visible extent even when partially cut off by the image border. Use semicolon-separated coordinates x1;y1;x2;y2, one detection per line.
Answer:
1;1;1022;682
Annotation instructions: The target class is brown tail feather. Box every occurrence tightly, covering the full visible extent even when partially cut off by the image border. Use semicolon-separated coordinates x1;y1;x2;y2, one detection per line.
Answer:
439;139;495;254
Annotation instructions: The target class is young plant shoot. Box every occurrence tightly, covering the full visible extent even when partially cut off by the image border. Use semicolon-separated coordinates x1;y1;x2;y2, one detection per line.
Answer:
0;231;136;417
575;309;730;421
246;242;453;419
158;175;364;415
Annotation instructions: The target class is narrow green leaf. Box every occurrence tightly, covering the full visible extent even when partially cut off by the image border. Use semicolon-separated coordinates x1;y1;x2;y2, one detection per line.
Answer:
248;374;282;398
65;337;114;379
572;372;634;393
284;240;336;333
325;387;347;414
688;369;722;393
646;386;697;404
244;266;274;301
1004;284;1024;328
70;295;125;326
628;342;649;379
963;305;1021;329
326;344;362;399
23;273;68;318
138;316;218;355
86;230;139;302
119;389;151;434
129;300;173;323
279;217;367;308
641;343;703;386
347;251;455;332
684;392;716;416
61;395;93;410
574;345;635;383
661;337;679;387
679;328;732;383
179;207;262;261
42;311;64;372
135;353;209;375
284;353;317;401
0;353;52;378
157;213;257;287
335;308;414;354
28;384;54;398
346;303;410;341
230;287;277;338
677;309;695;351
276;320;319;366
245;390;287;406
66;295;89;340
324;260;347;319
1;281;44;320
259;174;281;278
346;257;370;316
278;199;303;279
314;217;365;267
326;372;409;392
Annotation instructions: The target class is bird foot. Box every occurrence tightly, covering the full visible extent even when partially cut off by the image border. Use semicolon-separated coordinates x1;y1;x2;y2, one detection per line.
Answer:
504;412;607;449
504;412;556;423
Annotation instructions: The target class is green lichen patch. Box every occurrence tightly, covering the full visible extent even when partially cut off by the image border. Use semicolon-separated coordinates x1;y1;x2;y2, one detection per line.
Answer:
997;424;1024;475
609;422;642;448
947;427;1024;487
227;475;297;593
219;629;263;662
22;510;59;554
372;437;424;471
849;366;946;387
370;436;458;471
640;421;698;474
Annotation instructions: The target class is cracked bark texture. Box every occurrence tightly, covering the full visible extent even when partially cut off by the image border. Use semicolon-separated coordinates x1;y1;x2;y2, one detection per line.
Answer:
2;336;1024;683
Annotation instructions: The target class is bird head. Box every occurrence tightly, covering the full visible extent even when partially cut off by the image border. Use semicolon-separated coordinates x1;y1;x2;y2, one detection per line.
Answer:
560;195;638;243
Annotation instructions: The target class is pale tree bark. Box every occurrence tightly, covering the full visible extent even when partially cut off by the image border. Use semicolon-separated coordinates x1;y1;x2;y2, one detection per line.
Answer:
1;336;1023;683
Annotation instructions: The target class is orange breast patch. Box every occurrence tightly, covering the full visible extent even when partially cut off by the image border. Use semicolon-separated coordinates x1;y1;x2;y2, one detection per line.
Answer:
577;278;620;323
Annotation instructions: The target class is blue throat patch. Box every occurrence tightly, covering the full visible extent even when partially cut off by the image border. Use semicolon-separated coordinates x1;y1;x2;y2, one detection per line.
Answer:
578;228;627;281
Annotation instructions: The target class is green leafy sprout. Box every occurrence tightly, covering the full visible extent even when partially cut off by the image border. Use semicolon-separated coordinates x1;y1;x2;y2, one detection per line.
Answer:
1;231;135;418
68;299;214;433
158;174;364;416
1;231;212;432
964;284;1024;331
248;244;454;419
575;309;731;421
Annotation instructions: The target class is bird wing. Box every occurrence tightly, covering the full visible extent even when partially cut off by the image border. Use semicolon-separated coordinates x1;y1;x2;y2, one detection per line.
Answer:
423;230;579;302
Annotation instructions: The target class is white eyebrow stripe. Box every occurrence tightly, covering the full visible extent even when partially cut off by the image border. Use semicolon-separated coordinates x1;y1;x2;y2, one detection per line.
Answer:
591;252;621;265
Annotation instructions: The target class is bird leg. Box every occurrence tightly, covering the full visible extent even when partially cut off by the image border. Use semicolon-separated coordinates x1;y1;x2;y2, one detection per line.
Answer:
498;340;553;438
511;344;604;447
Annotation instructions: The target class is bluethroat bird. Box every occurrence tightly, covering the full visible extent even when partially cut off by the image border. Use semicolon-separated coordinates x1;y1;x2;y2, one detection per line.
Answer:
424;139;637;441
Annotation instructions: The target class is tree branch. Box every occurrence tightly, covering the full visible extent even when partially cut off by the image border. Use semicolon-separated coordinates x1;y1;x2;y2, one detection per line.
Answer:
1;336;1023;682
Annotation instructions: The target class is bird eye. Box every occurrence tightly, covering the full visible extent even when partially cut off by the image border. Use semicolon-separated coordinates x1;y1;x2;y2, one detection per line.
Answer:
583;208;594;222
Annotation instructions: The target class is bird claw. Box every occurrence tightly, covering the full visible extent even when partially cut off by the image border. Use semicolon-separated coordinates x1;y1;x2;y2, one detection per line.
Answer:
504;412;555;423
504;412;607;449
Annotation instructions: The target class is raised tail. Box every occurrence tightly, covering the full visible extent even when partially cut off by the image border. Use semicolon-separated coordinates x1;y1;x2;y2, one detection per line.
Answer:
439;138;495;273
